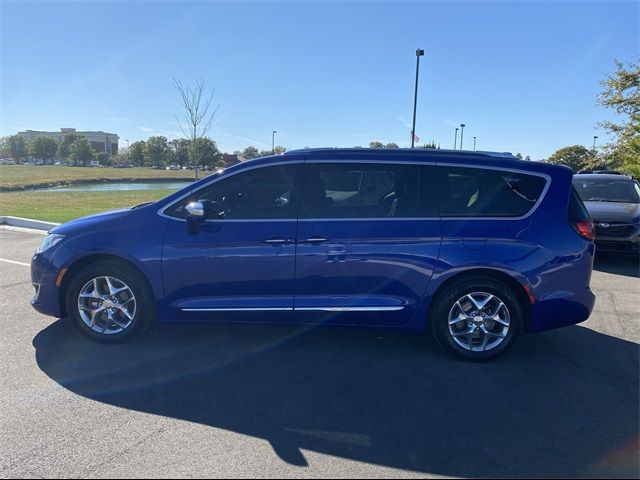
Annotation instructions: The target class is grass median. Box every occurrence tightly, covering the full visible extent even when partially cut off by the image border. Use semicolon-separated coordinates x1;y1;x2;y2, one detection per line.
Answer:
0;189;176;223
0;165;199;191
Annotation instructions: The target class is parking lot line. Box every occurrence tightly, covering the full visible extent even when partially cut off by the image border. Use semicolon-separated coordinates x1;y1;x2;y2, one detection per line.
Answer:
0;258;30;267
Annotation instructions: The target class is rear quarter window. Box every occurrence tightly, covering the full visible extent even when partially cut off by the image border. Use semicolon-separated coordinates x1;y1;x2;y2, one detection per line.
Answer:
568;185;590;221
437;166;547;217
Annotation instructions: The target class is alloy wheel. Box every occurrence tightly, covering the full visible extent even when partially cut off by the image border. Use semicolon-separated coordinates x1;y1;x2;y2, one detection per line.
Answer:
77;276;136;335
447;292;511;352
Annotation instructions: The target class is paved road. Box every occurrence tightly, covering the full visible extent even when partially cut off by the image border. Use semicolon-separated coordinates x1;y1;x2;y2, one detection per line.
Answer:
1;226;638;478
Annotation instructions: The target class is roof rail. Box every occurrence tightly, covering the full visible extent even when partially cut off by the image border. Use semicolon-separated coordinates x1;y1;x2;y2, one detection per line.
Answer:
284;147;516;159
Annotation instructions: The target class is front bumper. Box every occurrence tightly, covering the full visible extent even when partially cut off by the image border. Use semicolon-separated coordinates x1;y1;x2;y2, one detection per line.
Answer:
595;223;639;254
30;244;75;318
595;236;639;254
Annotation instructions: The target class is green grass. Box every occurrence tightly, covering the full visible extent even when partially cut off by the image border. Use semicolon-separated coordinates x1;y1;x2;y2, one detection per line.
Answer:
0;165;199;190
0;190;175;223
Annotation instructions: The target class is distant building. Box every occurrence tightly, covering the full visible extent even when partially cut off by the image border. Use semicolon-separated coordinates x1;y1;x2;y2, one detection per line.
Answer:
222;153;244;167
18;128;119;156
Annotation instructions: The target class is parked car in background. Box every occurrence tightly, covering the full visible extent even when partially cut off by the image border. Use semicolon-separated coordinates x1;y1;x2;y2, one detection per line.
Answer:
577;169;625;175
31;148;596;360
572;173;640;256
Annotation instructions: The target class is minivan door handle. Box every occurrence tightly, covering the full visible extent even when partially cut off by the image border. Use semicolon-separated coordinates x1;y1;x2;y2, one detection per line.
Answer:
302;236;328;244
263;237;293;245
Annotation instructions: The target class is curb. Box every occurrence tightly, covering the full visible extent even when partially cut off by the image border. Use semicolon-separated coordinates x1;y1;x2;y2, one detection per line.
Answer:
0;216;60;232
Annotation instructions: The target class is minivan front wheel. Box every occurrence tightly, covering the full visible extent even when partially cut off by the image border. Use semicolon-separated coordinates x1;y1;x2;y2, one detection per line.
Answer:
431;277;523;360
65;261;153;342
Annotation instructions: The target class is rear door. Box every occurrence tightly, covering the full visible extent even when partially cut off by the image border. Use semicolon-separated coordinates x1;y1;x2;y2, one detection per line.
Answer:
293;160;442;327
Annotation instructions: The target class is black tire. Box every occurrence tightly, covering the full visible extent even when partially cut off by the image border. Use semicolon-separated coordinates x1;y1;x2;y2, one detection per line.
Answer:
430;276;523;361
65;260;154;342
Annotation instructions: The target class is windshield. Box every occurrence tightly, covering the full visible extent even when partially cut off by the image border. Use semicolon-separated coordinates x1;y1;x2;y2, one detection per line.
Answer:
572;178;640;204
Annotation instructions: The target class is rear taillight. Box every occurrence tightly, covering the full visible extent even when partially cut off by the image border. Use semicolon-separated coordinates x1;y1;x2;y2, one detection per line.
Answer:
572;220;595;241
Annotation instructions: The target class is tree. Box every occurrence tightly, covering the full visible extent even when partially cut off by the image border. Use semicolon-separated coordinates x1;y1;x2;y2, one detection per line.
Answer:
385;143;399;148
620;118;640;177
547;145;594;172
369;141;385;148
274;145;286;154
129;141;147;167
192;137;222;168
69;137;96;167
515;153;523;160
418;141;437;149
174;77;219;176
57;133;82;163
242;146;260;159
598;59;639;135
146;136;171;167
170;138;190;167
597;59;640;175
29;137;58;164
4;135;28;164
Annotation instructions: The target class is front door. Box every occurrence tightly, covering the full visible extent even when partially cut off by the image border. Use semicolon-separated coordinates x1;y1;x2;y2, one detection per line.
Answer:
161;162;299;322
294;160;442;327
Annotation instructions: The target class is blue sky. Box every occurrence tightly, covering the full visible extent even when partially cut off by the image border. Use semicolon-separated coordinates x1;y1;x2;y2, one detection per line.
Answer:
1;0;637;159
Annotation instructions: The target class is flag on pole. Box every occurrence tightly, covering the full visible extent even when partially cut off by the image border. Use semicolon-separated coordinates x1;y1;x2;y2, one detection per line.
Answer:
411;131;420;144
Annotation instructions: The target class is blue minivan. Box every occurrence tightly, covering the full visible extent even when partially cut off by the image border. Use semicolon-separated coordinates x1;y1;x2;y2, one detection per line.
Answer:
31;148;596;360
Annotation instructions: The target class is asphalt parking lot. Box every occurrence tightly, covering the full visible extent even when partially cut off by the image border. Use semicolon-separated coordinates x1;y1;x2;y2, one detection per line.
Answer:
0;226;638;479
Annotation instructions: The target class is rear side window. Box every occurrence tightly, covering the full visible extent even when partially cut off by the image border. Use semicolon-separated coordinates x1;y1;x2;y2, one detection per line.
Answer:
437;166;547;217
568;185;590;221
300;163;420;218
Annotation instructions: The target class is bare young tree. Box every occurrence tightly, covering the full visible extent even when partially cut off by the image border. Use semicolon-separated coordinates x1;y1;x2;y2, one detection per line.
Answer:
174;77;219;179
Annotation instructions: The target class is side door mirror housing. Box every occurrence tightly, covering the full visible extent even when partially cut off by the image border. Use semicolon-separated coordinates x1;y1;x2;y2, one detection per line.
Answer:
186;201;206;232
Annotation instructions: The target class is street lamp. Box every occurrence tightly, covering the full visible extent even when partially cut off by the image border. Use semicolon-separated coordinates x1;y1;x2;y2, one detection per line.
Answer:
460;123;466;150
454;128;458;150
272;130;277;154
473;136;477;152
411;48;425;148
593;135;598;149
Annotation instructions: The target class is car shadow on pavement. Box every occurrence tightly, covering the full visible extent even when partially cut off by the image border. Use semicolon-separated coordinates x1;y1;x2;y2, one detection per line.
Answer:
34;320;639;478
593;253;639;278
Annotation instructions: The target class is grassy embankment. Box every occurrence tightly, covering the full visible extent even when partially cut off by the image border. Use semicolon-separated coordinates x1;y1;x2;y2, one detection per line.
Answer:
0;165;201;223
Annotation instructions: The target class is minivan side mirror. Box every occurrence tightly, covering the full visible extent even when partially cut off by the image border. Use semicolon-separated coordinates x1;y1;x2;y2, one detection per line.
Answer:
185;201;206;229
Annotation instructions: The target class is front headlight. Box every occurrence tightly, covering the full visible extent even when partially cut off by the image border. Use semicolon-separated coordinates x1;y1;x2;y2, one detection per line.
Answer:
35;234;64;254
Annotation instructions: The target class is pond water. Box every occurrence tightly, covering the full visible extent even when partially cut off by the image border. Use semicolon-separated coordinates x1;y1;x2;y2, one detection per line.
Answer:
44;181;192;192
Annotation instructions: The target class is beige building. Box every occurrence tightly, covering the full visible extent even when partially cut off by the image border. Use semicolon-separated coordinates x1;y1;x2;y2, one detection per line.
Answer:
18;128;119;156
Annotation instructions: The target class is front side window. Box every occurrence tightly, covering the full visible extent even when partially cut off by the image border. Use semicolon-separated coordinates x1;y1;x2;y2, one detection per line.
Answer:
438;166;547;217
299;163;421;218
165;164;297;220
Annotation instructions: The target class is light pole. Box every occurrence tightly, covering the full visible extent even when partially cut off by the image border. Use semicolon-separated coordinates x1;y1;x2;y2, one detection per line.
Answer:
473;136;477;152
272;130;277;154
593;135;598;149
125;139;130;164
454;128;458;150
411;48;425;148
460;123;466;150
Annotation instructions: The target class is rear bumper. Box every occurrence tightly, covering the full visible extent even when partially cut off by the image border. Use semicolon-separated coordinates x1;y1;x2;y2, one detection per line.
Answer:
527;286;596;333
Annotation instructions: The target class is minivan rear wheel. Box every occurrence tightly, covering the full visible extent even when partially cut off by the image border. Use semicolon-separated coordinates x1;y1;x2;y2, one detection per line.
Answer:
65;261;153;342
430;276;523;360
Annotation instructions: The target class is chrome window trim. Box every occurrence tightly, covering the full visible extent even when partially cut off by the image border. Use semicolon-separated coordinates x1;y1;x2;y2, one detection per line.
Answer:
158;158;552;223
